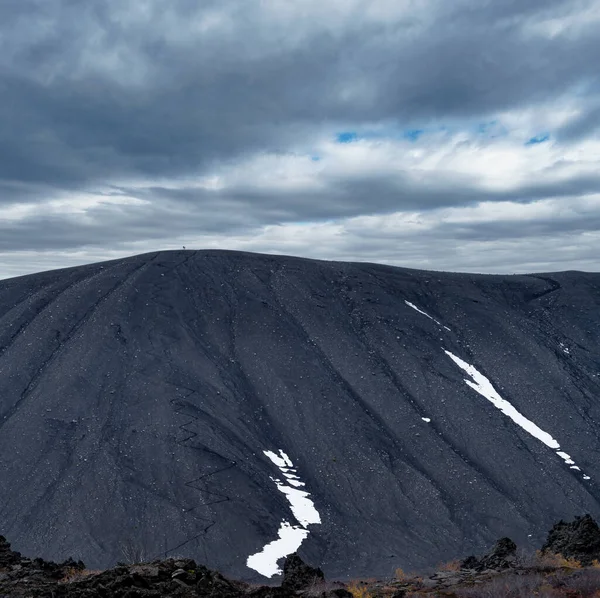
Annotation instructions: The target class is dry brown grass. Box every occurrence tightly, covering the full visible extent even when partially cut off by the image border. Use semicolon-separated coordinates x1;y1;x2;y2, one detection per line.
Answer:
454;568;600;597
439;558;462;572
395;567;409;581
535;550;583;569
59;567;102;583
560;569;600;597
302;580;350;596
455;572;549;597
347;581;374;598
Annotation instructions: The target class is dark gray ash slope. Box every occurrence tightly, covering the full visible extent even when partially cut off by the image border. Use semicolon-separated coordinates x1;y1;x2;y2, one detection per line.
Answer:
1;250;600;580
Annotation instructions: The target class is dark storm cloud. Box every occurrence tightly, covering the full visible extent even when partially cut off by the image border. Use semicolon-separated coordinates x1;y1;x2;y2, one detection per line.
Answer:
126;170;600;222
556;103;600;142
4;170;600;254
1;0;598;191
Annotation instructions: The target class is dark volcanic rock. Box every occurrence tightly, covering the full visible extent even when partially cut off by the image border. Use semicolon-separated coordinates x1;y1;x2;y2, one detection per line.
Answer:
0;535;21;568
0;540;251;597
194;564;243;597
480;537;518;570
320;589;353;598
281;553;324;590
542;514;600;565
248;587;292;598
460;555;479;570
461;537;517;571
2;250;600;578
0;540;348;597
0;536;88;597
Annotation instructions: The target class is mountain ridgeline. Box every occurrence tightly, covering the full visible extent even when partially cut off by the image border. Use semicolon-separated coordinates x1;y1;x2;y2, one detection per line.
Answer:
1;250;600;580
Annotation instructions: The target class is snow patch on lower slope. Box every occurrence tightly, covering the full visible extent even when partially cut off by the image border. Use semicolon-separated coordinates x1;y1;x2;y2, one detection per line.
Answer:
445;350;590;481
246;523;309;578
246;450;321;577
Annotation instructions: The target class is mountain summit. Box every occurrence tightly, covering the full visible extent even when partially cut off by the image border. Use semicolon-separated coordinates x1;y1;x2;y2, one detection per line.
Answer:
1;250;599;579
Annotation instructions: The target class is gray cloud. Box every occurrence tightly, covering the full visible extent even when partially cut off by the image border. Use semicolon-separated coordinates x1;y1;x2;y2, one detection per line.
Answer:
1;0;600;276
556;102;600;142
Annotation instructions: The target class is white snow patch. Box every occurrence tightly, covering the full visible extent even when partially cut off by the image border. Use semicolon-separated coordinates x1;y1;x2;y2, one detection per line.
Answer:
263;450;292;469
556;451;575;465
263;452;320;523
445;350;559;448
405;301;451;331
246;450;321;577
422;417;431;423
283;478;306;488
246;522;308;577
445;349;590;480
268;477;320;527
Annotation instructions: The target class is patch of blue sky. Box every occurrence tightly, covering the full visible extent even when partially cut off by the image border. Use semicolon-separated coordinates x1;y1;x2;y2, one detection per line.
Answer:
336;131;358;143
526;133;550;145
402;129;424;141
477;120;498;133
336;127;428;143
475;120;508;138
334;120;508;145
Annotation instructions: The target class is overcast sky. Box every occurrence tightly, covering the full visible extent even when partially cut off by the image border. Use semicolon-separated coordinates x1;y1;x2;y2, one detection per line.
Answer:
1;0;599;279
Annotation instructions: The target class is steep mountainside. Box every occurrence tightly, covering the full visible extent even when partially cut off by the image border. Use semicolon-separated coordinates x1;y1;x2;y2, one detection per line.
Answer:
1;250;600;580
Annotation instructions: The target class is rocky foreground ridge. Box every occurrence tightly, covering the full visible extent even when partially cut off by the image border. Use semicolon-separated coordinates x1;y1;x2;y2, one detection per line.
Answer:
4;516;600;597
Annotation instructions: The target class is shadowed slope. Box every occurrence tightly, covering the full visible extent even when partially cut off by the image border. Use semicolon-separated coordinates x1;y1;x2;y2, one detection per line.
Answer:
1;250;600;579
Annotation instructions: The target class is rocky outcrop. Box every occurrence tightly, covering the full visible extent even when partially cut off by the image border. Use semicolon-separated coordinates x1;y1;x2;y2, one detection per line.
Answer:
1;534;86;588
0;540;346;598
542;514;600;565
1;534;246;597
5;517;600;597
460;537;517;571
0;535;21;568
281;553;325;591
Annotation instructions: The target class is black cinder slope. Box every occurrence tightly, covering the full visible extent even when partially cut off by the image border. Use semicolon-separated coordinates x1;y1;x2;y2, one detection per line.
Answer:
1;250;600;580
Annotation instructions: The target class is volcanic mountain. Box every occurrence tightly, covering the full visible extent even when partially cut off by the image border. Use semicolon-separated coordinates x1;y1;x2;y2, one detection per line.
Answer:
1;250;600;580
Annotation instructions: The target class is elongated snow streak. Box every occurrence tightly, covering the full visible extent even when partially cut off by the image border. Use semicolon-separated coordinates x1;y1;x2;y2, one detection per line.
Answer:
246;450;321;577
405;301;451;331
445;350;590;480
